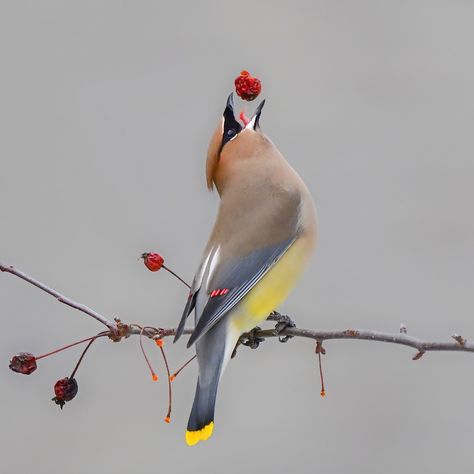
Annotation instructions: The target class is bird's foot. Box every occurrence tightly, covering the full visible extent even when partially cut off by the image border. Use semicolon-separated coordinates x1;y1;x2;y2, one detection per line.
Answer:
240;326;265;349
267;311;296;343
231;314;296;358
231;326;265;359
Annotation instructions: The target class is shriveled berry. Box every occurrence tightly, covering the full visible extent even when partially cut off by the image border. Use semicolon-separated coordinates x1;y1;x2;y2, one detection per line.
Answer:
52;377;78;409
234;70;262;101
141;252;164;272
9;352;37;375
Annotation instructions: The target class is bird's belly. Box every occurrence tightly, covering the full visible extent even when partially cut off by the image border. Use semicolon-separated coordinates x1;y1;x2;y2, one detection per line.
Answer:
230;237;312;334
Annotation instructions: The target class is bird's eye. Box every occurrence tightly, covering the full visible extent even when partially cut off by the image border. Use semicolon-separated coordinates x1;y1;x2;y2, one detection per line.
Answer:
227;129;236;137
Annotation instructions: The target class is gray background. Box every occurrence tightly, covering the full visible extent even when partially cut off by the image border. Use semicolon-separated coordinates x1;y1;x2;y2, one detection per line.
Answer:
1;1;474;473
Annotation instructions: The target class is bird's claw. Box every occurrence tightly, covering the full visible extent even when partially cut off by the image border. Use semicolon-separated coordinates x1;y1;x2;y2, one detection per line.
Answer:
231;326;265;359
232;313;296;358
240;326;265;350
268;311;296;343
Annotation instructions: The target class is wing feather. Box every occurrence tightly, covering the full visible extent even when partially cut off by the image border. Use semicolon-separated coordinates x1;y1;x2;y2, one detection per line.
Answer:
174;246;220;343
173;291;197;342
186;237;295;347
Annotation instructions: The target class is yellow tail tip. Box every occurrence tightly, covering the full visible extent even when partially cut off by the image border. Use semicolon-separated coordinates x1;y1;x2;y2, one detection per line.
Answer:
185;422;214;446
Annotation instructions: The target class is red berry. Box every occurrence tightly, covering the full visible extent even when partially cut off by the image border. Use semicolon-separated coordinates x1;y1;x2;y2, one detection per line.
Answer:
234;70;262;101
52;377;78;409
141;252;164;272
9;352;37;375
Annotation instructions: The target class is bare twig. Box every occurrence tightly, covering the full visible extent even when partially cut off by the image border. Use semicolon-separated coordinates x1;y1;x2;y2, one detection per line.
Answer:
0;262;116;331
273;327;474;356
2;261;474;358
127;325;474;358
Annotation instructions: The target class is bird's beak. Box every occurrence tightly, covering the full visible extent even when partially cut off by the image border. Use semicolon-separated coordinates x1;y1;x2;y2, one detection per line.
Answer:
224;93;236;119
245;99;265;130
222;93;242;134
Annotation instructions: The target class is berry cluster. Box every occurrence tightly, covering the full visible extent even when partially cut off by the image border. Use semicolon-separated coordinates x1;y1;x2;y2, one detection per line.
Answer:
234;70;262;101
8;337;97;409
9;250;194;421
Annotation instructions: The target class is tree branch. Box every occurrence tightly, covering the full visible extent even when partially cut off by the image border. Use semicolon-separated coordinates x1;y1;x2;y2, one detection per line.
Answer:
0;261;116;331
2;261;473;358
128;325;473;359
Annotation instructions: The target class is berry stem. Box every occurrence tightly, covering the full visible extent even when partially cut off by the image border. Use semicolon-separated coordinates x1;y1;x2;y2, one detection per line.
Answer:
35;333;108;361
69;333;105;379
150;332;173;423
318;351;325;397
170;354;197;381
162;264;191;289
137;326;159;381
160;346;172;421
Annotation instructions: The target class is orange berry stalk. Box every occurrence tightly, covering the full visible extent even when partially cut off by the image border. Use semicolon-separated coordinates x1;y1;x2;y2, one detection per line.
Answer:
169;354;197;382
138;326;159;382
154;336;173;424
315;342;326;398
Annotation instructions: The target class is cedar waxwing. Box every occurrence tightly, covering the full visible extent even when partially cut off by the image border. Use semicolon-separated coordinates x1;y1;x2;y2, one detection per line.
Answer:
174;93;317;446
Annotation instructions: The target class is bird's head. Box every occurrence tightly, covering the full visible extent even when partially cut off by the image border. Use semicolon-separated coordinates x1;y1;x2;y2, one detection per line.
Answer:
206;93;266;191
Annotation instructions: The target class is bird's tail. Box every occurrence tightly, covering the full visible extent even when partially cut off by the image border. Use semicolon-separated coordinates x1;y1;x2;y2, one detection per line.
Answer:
186;376;219;446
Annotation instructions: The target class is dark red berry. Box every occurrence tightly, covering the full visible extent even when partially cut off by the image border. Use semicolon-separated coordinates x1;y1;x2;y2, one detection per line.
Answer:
141;252;164;272
52;377;78;409
9;352;37;375
234;70;262;101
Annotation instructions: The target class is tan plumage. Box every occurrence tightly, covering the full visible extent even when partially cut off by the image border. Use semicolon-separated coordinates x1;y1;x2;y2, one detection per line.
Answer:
175;94;317;445
207;127;316;262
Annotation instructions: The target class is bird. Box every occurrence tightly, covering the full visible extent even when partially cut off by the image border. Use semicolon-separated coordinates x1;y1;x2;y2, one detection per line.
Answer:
174;92;317;446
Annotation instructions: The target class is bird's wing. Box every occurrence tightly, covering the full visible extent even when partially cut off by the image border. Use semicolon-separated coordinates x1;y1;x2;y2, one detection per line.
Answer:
185;236;296;347
175;176;303;346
